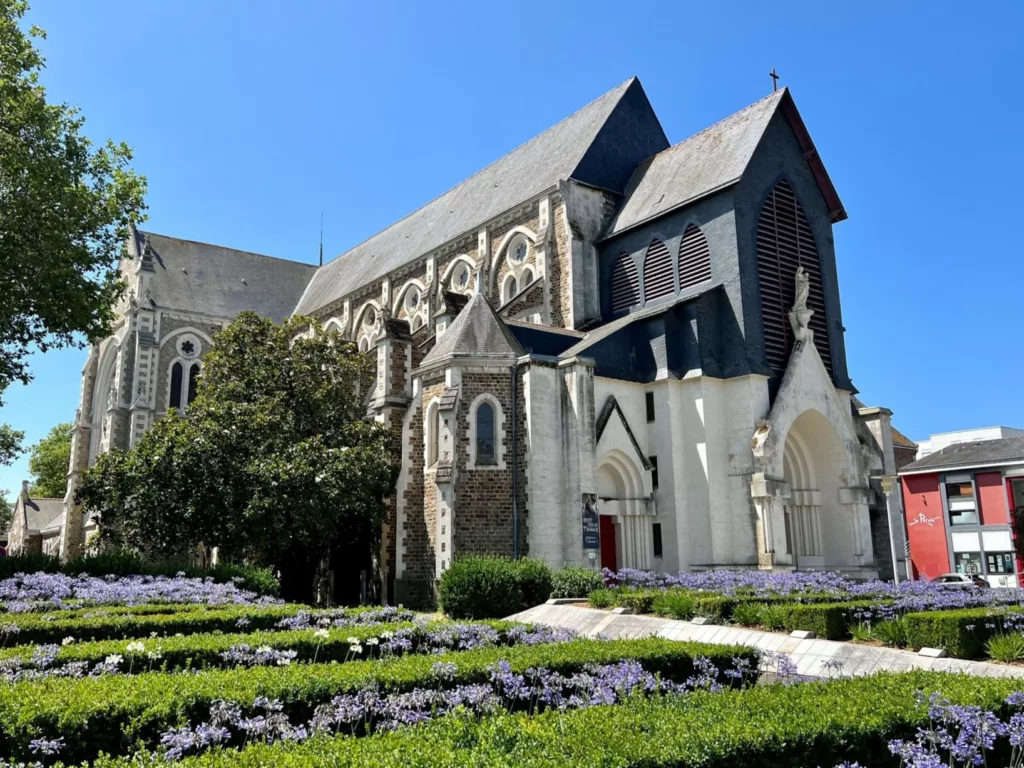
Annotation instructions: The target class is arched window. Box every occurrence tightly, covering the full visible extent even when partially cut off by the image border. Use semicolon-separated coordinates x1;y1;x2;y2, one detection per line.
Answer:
476;402;495;465
503;275;518;303
678;224;711;291
642;239;673;302
520;267;534;285
610;253;640;313
169;362;183;409
427;402;440;467
187;364;200;405
756;179;832;376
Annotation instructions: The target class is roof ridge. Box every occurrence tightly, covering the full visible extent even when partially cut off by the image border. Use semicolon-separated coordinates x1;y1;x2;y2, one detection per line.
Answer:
139;230;318;269
655;87;786;158
315;78;638;271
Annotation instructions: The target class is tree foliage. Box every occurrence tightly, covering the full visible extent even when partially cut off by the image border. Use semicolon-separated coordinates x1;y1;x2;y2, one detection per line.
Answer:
27;421;71;498
78;312;400;600
0;491;11;534
0;424;23;467
0;0;147;403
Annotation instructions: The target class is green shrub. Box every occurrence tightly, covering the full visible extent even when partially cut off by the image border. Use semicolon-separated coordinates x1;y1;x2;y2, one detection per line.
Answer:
0;637;757;763
692;596;733;621
91;672;1024;768
512;558;553;608
849;621;874;642
730;602;763;627
778;600;880;640
986;632;1024;663
904;608;1023;659
652;591;696;620
587;588;615;609
616;589;658;614
758;603;787;631
550;567;602;599
438;556;522;619
873;617;909;648
0;604;308;645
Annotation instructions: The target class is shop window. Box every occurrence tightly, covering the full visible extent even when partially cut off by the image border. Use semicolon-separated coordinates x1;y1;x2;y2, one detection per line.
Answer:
987;552;1015;574
653;523;663;558
945;475;978;526
955;551;982;575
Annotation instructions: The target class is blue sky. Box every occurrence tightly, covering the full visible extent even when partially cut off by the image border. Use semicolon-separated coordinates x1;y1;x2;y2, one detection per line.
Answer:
2;0;1022;500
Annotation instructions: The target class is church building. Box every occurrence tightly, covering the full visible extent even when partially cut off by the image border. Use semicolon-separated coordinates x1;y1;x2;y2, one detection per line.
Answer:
48;78;909;603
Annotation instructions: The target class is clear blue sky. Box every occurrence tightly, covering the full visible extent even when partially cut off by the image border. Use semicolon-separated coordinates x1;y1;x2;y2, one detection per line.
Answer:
2;0;1022;500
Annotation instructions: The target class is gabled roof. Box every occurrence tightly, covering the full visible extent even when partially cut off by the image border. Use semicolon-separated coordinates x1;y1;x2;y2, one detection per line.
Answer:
21;497;64;533
295;77;669;316
420;293;524;367
604;88;846;239
900;436;1024;475
137;230;317;324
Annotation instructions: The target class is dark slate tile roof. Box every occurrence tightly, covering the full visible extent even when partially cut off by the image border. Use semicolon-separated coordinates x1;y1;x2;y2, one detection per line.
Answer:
900;436;1024;474
295;78;653;316
604;90;787;238
23;498;64;532
420;293;524;367
140;230;317;324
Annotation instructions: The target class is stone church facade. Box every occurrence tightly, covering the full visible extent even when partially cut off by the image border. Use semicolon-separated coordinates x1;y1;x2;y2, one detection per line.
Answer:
53;78;909;601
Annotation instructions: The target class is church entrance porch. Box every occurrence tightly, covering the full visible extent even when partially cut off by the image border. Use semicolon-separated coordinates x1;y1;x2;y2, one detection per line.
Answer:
597;451;656;571
599;515;617;572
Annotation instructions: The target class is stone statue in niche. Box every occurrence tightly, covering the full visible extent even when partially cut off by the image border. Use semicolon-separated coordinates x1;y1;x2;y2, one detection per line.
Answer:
788;267;814;342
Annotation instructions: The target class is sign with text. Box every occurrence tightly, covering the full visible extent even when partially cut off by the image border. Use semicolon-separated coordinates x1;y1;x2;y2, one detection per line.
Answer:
582;494;600;550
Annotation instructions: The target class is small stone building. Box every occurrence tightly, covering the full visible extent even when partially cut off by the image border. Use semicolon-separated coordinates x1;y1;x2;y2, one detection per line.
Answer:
53;77;912;603
7;482;64;556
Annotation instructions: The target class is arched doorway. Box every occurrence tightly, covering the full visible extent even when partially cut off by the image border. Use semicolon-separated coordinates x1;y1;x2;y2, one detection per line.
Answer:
782;409;854;568
597;451;653;571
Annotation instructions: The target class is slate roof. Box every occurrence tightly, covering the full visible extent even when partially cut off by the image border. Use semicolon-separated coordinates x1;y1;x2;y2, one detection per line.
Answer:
138;230;317;324
295;77;667;316
900;436;1024;474
604;88;845;238
891;427;918;450
420;293;525;367
22;498;63;532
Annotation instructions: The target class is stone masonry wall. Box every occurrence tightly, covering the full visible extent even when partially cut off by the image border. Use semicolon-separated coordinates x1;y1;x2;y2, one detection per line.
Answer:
453;369;528;559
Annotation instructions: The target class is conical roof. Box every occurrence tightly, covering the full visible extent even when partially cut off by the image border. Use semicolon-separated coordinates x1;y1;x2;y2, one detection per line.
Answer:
420;293;524;367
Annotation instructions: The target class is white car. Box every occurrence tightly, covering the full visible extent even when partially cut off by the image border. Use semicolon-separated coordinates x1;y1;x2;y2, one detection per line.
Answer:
932;573;990;589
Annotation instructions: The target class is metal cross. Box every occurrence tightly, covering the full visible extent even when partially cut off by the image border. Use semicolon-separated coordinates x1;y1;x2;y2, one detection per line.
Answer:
769;67;780;92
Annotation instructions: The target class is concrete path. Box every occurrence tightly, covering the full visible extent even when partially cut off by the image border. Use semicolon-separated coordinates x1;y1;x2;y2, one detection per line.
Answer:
508;602;1024;681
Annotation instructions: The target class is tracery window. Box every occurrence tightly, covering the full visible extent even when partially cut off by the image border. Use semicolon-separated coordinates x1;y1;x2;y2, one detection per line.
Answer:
476;402;495;466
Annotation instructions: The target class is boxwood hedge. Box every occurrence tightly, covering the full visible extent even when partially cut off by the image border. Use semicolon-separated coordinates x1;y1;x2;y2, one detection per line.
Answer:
0;637;756;763
904;607;1024;659
92;671;1023;768
0;604;310;645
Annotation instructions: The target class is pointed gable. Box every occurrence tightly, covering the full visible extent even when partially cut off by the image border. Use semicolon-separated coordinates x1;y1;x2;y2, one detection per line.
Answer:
295;78;668;317
420;293;524;367
605;88;845;238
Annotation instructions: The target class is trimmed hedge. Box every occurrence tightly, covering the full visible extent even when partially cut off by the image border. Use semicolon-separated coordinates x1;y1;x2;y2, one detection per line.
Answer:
0;637;757;763
94;671;1023;768
0;604;310;645
905;607;1024;659
438;556;554;619
0;552;280;596
550;567;602;599
778;600;883;640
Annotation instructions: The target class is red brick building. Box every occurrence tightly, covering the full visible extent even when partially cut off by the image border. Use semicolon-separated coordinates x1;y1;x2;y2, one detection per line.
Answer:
899;437;1024;587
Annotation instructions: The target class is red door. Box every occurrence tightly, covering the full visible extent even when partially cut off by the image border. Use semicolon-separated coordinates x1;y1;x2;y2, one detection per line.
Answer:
599;515;617;573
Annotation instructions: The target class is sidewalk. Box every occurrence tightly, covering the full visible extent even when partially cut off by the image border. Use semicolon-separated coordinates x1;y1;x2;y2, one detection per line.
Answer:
508;602;1024;680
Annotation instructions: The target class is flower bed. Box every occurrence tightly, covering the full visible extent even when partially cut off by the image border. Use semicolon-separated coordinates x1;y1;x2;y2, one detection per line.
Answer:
86;671;1024;768
0;637;756;763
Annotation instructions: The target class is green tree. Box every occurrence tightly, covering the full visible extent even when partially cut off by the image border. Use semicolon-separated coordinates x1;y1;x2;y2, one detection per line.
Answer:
79;312;400;602
0;425;23;467
27;422;71;498
0;491;12;534
0;1;147;403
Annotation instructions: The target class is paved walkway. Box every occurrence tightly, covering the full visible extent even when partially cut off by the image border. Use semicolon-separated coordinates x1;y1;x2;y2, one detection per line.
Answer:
508;602;1024;681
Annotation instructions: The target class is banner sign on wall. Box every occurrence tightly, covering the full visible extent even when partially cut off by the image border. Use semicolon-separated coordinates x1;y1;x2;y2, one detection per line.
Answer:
582;493;600;550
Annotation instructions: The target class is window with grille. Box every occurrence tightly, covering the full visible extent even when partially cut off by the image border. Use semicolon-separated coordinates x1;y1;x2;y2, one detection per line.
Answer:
756;179;833;377
610;253;640;313
642;239;673;302
678;224;711;291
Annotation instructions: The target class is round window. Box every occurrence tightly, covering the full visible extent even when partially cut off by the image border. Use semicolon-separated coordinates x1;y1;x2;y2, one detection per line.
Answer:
509;238;528;265
363;307;377;327
405;288;420;311
453;263;470;290
177;333;201;359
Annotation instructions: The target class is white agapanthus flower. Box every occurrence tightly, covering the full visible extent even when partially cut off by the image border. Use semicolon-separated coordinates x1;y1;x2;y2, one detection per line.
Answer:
314;628;329;639
350;644;364;655
126;641;145;654
105;654;123;666
347;637;359;644
365;637;379;646
61;637;75;646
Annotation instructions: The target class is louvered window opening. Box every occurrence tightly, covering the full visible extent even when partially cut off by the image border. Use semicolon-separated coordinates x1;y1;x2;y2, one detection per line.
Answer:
756;180;832;376
642;239;674;301
678;224;712;290
610;253;640;313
